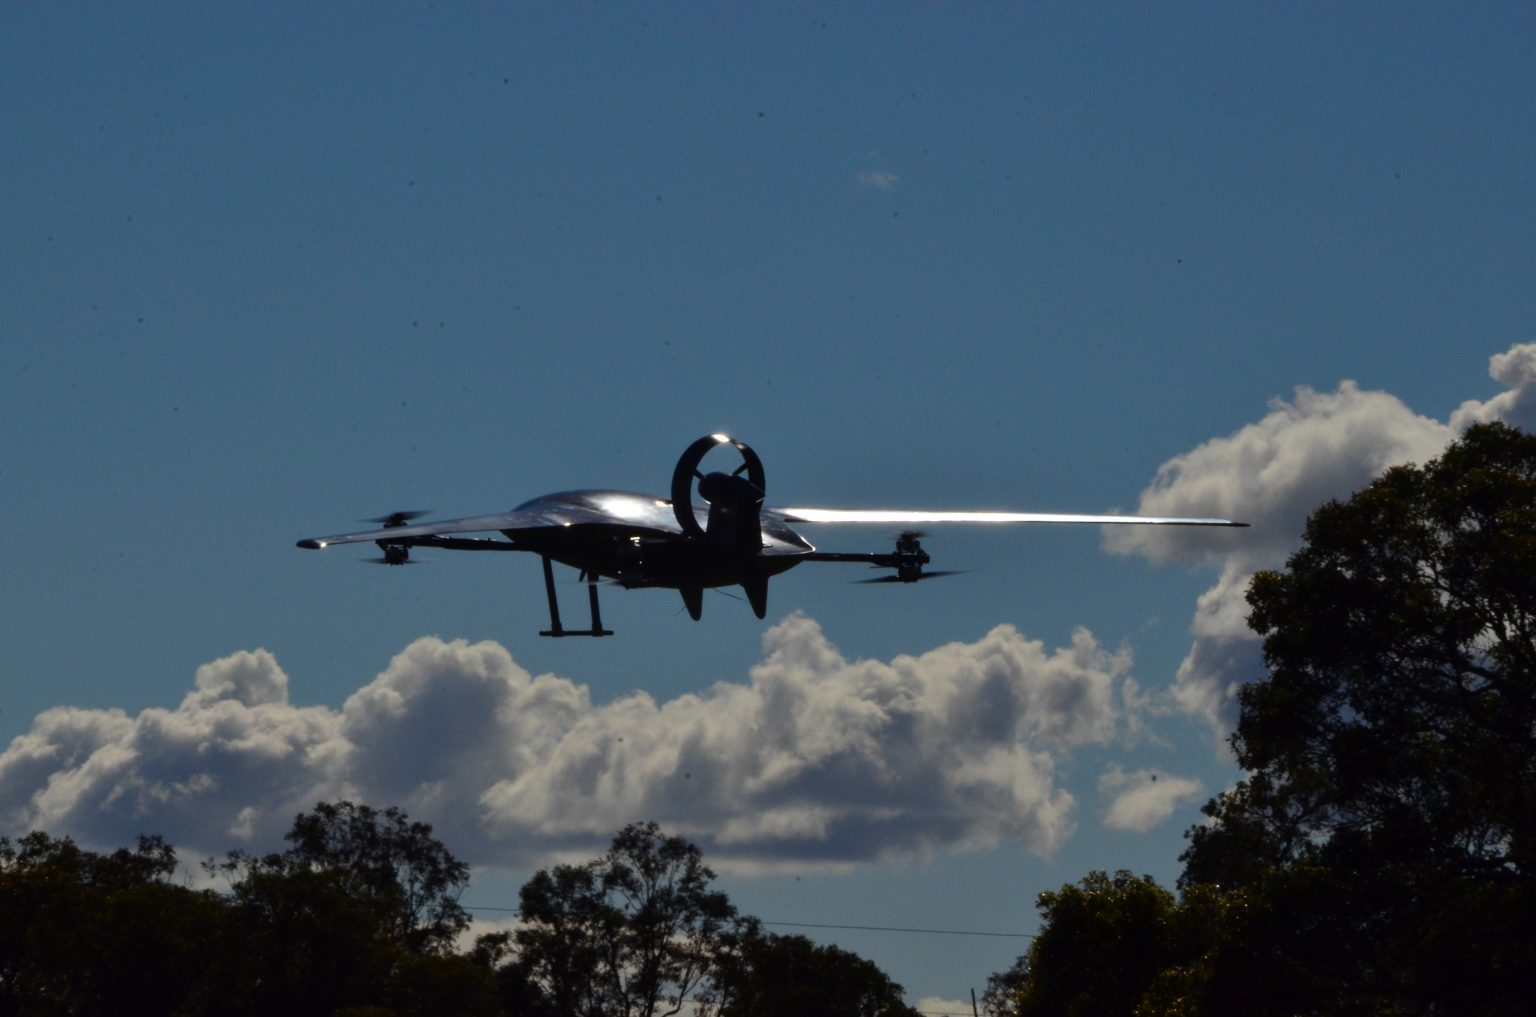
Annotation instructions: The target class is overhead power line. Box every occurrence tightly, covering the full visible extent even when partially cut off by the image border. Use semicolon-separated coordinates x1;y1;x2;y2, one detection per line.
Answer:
760;920;1030;939
463;904;1033;939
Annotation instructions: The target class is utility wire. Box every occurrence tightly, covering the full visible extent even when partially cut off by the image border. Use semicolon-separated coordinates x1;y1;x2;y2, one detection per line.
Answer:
761;920;1030;939
463;903;1033;939
465;904;1015;1015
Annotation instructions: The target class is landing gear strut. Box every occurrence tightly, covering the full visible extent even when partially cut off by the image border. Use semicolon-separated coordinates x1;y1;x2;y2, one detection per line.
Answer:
538;556;613;637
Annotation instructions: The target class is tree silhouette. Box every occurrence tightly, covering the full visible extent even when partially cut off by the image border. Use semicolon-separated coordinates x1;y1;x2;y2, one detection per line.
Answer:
4;809;922;1016
209;801;490;1016
0;832;228;1016
1180;423;1536;1011
713;932;919;1017
288;800;472;953
987;425;1536;1015
516;821;749;1017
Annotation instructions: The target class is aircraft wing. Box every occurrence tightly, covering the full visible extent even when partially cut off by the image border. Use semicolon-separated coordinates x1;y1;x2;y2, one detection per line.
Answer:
774;508;1247;527
296;509;553;549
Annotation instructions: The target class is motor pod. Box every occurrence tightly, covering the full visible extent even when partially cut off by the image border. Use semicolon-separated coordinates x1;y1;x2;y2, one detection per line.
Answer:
670;434;766;545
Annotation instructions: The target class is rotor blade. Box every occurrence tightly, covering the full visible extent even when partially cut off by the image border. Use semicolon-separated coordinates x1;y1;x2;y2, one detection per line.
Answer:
854;570;968;584
776;508;1247;527
365;510;433;526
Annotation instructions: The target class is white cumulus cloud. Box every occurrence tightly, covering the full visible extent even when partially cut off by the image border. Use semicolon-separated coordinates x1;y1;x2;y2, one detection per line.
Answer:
1104;381;1452;571
1452;343;1536;432
1108;343;1536;747
0;615;1142;873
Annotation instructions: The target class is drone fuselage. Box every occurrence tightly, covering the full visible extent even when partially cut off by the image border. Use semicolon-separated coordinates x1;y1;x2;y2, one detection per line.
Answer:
493;490;814;591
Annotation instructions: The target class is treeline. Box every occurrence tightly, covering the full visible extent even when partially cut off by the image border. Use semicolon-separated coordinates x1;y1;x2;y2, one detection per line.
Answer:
980;423;1536;1015
1;806;917;1017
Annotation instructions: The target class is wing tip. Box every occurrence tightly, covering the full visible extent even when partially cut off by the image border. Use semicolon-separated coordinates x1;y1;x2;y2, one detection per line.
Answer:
297;539;325;549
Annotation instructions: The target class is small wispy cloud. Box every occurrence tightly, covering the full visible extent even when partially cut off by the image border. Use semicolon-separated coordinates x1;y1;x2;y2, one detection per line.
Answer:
856;169;900;192
1099;765;1204;833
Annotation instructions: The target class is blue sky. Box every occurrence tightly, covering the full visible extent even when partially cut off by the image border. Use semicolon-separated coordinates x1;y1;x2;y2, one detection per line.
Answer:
5;3;1535;1008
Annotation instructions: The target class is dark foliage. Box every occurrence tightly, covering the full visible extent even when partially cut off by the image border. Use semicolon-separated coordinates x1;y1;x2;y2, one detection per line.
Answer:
1182;423;1536;1012
989;424;1536;1016
212;800;472;956
1001;871;1193;1017
0;832;227;1016
2;808;911;1017
713;932;919;1017
515;820;749;1017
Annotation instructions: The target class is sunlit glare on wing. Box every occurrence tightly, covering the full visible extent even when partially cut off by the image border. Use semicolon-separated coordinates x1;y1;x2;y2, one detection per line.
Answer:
776;508;1247;527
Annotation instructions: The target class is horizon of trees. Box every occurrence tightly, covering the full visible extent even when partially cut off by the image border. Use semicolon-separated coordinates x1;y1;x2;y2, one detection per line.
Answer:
2;805;918;1017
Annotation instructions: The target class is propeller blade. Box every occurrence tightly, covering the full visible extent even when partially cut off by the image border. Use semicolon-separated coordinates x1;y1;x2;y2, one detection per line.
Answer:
364;556;427;565
854;570;968;584
365;510;434;527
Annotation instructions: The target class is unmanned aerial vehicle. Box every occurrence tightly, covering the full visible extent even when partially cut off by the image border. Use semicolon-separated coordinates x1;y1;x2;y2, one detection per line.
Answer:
298;434;1246;636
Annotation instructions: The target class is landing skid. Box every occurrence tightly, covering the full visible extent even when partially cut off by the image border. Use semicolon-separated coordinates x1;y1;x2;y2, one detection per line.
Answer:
538;556;613;637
